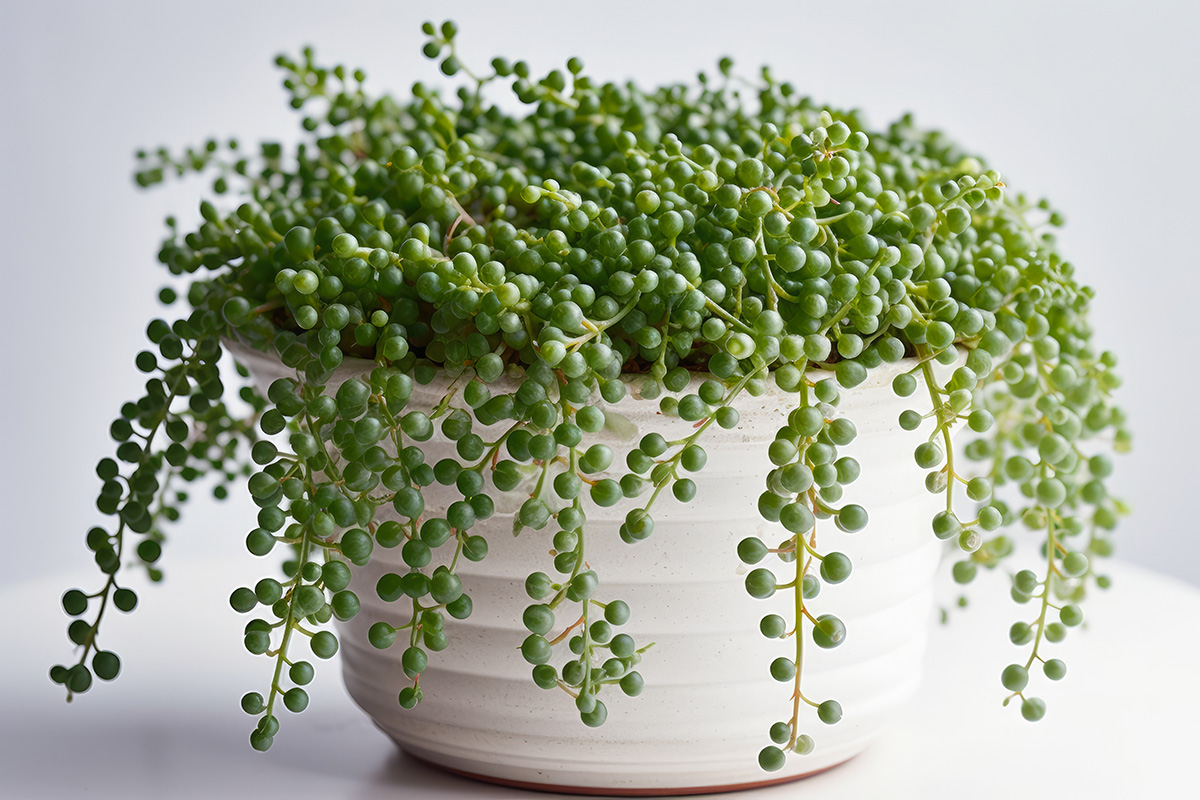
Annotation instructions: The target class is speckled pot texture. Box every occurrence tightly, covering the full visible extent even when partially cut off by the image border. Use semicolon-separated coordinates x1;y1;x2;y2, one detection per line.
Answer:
229;339;946;795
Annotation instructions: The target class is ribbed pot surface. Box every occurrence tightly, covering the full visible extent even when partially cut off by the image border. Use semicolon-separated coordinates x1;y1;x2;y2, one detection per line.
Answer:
229;339;947;793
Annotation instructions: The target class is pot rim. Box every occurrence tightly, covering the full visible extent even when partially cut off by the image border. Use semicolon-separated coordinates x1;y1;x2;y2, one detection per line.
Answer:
222;333;962;402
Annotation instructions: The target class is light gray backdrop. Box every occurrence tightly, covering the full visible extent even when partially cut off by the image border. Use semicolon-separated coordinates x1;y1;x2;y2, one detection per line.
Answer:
2;0;1196;584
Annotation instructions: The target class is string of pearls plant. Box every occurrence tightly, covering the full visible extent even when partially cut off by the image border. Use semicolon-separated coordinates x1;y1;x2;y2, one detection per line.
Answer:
53;21;1129;772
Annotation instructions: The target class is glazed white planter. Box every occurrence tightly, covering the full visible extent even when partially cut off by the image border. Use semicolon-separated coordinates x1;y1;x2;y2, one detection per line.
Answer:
229;340;946;794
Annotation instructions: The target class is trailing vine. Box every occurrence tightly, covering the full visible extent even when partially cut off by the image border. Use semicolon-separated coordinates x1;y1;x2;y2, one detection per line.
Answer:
54;20;1128;771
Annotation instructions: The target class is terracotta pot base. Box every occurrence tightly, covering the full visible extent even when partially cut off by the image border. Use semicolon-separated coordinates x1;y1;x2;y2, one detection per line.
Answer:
405;748;854;796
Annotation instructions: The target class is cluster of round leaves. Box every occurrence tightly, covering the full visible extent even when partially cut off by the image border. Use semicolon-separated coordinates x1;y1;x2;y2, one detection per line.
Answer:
736;379;865;769
522;587;647;728
52;316;264;700
64;19;1127;770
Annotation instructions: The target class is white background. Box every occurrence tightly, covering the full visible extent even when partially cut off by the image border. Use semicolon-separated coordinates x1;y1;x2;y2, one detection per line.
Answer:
2;0;1197;600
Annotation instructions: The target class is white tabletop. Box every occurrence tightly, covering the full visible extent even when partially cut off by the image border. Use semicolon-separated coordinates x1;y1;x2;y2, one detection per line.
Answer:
3;554;1196;799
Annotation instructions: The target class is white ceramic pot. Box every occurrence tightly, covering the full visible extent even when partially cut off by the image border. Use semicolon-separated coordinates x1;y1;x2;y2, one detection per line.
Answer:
228;339;946;794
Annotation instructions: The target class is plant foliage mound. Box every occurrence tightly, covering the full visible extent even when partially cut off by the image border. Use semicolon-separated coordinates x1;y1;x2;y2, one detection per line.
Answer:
54;21;1129;771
